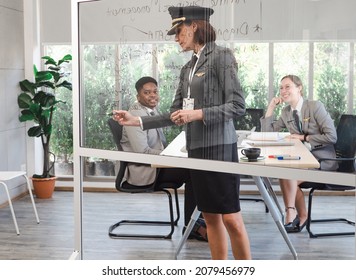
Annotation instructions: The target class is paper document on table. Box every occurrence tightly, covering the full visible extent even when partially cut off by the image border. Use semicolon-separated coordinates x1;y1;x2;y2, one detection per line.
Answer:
247;132;285;141
246;141;295;147
160;131;187;157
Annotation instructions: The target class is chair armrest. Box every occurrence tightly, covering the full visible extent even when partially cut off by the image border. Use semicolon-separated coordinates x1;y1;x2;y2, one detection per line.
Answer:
318;157;356;173
318;156;356;163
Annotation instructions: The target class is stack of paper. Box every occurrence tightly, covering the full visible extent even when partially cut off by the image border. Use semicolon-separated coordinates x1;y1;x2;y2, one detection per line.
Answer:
245;132;294;146
247;132;284;141
246;141;294;147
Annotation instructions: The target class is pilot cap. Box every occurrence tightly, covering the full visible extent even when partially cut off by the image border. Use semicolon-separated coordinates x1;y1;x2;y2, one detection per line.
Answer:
167;6;214;35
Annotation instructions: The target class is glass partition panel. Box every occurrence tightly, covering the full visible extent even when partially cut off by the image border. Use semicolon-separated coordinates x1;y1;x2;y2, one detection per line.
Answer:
78;0;264;154
76;0;356;260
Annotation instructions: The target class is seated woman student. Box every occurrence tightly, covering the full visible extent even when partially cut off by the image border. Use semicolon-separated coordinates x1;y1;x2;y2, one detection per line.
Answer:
261;74;337;233
120;76;207;241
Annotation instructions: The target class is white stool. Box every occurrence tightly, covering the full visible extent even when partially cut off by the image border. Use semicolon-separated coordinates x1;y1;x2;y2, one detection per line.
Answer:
0;171;40;235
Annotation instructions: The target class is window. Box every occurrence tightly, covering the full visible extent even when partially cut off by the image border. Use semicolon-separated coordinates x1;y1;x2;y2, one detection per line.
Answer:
314;42;349;125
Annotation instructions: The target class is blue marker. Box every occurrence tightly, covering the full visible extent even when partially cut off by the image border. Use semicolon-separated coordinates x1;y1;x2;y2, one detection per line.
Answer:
277;156;301;160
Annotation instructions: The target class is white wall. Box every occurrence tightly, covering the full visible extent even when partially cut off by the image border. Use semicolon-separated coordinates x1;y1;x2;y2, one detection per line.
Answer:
0;0;27;204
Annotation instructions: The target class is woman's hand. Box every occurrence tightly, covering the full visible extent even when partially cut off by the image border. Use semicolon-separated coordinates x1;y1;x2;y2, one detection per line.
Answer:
170;109;203;126
269;97;283;108
112;110;140;126
285;134;304;141
265;97;283;118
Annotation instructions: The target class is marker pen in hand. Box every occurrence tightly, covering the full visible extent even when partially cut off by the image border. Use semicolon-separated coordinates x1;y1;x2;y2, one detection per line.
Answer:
277;156;301;160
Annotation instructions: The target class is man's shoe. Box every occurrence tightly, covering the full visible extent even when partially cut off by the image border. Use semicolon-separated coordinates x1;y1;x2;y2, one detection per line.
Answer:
183;218;208;242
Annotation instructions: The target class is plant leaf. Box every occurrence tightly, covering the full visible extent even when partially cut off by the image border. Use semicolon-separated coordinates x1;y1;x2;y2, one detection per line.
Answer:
57;80;72;91
17;93;33;109
42;56;57;66
19;110;35;122
58;54;72;65
29;103;41;116
19;79;36;95
50;71;60;83
28;126;43;137
43;123;52;135
38;81;55;89
33;64;38;75
35;71;53;83
48;66;60;71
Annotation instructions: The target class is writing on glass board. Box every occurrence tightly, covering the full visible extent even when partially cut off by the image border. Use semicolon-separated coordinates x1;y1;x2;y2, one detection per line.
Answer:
101;0;262;42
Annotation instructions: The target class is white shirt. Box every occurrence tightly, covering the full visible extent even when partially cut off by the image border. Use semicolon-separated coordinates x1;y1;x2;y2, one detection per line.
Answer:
292;97;304;119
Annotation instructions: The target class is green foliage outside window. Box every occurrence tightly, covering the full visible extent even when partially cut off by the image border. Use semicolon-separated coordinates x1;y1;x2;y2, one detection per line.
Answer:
234;43;269;110
82;45;117;151
51;97;73;163
314;43;348;126
46;46;74;164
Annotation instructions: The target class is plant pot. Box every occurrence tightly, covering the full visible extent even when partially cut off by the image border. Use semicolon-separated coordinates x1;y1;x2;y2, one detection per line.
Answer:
32;177;57;199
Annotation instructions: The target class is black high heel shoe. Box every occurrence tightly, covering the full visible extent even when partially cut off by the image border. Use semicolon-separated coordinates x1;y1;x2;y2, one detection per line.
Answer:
284;207;300;233
298;219;308;232
284;216;300;233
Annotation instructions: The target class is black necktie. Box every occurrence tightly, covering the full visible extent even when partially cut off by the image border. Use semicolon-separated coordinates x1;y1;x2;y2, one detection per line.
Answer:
292;110;302;133
190;55;198;69
150;111;167;147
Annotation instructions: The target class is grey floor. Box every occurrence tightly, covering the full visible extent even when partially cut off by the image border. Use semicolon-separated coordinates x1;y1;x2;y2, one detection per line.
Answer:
0;190;355;260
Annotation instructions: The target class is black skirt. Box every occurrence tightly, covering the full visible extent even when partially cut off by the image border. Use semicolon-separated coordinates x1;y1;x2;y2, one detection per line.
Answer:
188;143;241;214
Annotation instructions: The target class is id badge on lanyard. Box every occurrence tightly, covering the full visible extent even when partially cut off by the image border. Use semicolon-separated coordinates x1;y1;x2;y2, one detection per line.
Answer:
183;61;196;110
183;97;194;110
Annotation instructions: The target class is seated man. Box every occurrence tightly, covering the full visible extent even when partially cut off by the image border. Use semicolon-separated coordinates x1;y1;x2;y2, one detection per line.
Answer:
120;76;207;241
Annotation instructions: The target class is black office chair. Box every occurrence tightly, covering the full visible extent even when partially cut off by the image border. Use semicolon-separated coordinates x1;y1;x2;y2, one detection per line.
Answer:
299;114;356;238
107;118;181;239
235;108;269;213
235;108;264;132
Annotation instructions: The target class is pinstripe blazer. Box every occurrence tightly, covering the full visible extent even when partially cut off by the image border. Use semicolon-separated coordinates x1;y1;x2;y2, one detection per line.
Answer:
141;42;245;156
261;99;338;170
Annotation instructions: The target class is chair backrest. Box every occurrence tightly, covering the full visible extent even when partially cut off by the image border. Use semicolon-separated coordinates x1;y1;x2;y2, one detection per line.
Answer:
234;108;264;132
108;118;124;151
334;114;356;172
107;118;155;192
107;118;127;190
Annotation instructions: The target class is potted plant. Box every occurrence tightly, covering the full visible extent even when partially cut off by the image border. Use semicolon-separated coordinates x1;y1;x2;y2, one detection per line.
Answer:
17;54;72;198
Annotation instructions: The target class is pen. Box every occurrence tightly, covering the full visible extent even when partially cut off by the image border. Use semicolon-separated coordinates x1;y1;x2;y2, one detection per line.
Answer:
268;154;290;158
277;156;301;160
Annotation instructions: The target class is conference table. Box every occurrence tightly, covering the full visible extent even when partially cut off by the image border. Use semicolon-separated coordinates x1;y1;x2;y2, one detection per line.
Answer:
159;131;320;260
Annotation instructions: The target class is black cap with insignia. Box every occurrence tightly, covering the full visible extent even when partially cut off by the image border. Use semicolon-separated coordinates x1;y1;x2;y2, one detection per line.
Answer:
167;6;214;35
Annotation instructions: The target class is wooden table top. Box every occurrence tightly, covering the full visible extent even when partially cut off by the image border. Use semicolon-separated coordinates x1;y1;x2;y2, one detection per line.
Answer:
161;131;320;170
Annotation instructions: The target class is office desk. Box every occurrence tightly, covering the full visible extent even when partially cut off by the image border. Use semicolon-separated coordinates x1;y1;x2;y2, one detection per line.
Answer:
160;132;320;260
